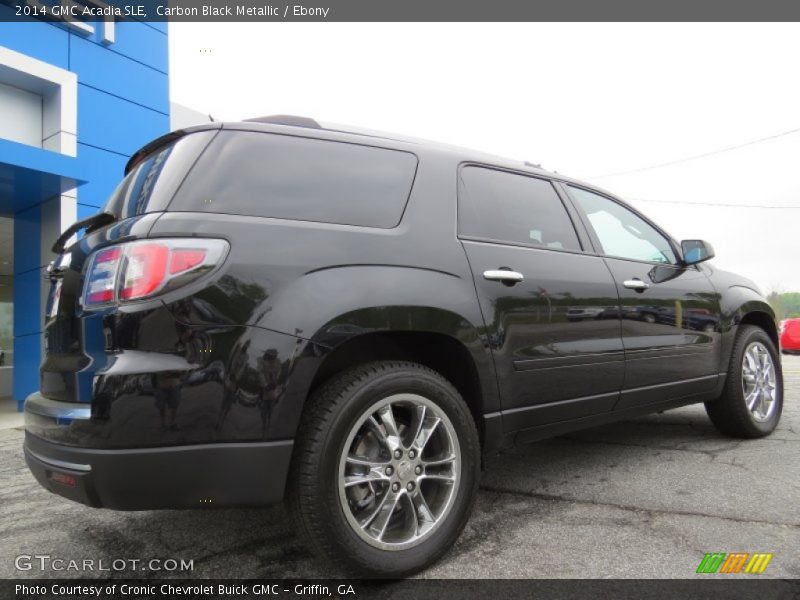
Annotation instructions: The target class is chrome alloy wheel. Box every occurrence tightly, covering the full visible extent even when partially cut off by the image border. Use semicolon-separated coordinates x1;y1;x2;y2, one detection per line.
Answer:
338;393;461;550
741;342;779;422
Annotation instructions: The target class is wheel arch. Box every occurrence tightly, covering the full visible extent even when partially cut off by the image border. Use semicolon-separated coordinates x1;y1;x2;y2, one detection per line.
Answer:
252;266;502;450
739;310;779;348
719;286;779;372
303;318;500;452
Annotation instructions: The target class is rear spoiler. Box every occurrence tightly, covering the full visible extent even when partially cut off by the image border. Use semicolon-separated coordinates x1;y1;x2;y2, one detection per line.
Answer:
125;117;327;174
124;123;222;175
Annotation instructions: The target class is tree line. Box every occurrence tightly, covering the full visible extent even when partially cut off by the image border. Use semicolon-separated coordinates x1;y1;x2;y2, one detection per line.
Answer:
767;292;800;320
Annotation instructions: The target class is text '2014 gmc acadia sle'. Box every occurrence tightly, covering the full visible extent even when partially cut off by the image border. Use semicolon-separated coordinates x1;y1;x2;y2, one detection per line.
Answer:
24;116;783;576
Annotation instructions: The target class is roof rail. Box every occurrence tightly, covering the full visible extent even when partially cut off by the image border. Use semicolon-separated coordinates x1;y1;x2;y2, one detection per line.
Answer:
244;115;322;129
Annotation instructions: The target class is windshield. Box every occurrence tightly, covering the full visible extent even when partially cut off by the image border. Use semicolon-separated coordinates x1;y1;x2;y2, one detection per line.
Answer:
103;131;216;220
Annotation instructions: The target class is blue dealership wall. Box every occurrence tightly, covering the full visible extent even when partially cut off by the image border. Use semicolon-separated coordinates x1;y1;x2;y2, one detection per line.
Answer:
0;11;171;404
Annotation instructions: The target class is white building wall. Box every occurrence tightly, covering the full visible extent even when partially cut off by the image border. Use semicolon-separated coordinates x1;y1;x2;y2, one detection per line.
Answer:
0;81;42;148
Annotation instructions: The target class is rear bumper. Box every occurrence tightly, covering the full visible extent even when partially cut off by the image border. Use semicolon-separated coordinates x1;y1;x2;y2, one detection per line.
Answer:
24;432;293;510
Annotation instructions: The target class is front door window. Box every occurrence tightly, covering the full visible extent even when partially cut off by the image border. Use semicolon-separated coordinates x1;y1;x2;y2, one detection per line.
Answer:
568;186;676;264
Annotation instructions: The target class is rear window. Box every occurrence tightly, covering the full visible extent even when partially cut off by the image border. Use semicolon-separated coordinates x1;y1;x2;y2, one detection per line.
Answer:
168;131;418;228
103;131;216;220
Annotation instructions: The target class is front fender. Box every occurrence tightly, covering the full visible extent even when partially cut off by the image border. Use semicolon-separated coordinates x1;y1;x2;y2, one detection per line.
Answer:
718;285;777;372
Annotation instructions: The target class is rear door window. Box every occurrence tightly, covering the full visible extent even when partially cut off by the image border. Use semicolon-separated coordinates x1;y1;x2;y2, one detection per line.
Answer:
458;166;581;251
169;131;418;228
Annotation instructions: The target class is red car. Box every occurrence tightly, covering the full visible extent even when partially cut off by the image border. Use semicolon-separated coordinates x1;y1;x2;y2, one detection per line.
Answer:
780;318;800;354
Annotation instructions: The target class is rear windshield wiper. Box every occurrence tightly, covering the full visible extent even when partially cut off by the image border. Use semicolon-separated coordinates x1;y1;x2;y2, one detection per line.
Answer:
51;211;116;254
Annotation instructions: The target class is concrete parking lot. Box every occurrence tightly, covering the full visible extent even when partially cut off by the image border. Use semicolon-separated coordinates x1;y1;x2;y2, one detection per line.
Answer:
2;356;798;579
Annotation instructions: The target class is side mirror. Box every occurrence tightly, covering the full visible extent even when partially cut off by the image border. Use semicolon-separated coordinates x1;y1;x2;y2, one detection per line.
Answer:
681;239;715;265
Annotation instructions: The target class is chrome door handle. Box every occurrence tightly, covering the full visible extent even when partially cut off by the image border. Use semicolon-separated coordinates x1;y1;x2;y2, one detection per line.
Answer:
483;270;524;284
623;279;650;291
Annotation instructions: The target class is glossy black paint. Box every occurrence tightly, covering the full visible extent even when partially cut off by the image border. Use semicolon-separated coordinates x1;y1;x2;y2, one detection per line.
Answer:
24;431;293;509
25;120;778;508
602;258;722;409
462;239;624;430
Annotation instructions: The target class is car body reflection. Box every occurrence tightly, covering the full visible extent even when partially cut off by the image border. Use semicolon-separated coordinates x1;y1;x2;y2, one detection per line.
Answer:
566;303;719;333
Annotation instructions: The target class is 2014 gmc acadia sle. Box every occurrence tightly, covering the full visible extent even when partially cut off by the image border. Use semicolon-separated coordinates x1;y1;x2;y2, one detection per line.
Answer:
24;116;784;576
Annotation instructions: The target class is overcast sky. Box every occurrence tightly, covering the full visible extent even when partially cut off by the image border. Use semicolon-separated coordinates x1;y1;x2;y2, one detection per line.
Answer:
169;23;800;293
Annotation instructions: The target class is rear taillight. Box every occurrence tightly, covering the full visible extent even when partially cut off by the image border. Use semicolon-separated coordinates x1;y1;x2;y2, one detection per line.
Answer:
81;238;228;309
120;244;169;300
170;249;206;274
86;247;122;305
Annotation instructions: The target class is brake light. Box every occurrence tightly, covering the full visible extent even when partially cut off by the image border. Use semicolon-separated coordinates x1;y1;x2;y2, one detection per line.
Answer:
82;239;228;309
120;244;169;300
170;249;206;274
86;247;121;305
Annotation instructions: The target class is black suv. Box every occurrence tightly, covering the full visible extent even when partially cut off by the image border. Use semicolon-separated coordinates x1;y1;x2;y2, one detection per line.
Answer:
24;116;783;576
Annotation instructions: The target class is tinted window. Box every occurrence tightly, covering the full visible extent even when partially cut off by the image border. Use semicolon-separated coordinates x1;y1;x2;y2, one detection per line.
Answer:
103;131;215;220
458;166;581;251
568;186;676;264
169;132;418;228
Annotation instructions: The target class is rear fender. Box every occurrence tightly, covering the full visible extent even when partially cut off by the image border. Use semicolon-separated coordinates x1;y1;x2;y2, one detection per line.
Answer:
252;265;500;418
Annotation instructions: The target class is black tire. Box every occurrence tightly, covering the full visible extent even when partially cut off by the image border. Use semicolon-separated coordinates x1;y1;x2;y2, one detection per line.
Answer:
705;325;783;438
287;361;481;577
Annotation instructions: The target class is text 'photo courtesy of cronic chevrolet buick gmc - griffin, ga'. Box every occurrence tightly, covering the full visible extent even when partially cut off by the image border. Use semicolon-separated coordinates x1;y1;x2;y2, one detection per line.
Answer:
24;116;784;576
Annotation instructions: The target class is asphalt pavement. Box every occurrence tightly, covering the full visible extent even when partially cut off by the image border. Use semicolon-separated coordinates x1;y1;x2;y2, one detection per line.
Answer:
1;356;798;579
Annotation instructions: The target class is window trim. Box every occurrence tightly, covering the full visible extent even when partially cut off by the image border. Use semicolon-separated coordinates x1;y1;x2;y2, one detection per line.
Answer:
560;182;685;267
456;162;588;255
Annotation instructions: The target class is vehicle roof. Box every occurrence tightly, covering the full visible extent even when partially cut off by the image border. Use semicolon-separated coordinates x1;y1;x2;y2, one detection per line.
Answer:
125;116;680;251
151;116;616;197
